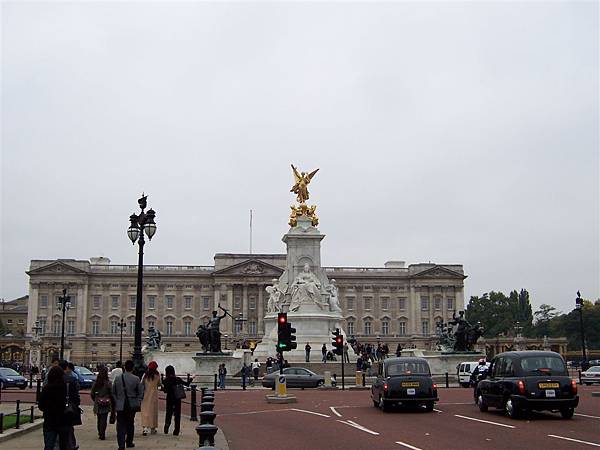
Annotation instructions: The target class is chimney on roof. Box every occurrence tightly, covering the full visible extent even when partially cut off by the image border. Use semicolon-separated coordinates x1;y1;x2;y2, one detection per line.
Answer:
90;257;111;265
384;261;405;268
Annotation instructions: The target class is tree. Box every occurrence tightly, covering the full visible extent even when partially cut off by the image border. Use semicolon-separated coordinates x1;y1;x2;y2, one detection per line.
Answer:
531;304;559;338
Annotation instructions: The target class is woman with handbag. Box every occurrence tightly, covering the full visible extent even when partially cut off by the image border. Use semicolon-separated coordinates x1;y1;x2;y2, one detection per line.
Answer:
140;361;161;436
161;365;186;435
38;366;71;450
90;366;113;440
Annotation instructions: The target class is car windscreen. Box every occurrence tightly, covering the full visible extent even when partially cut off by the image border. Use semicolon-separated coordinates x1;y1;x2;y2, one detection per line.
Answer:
76;367;93;375
586;366;600;373
386;361;430;376
0;368;19;376
519;356;567;376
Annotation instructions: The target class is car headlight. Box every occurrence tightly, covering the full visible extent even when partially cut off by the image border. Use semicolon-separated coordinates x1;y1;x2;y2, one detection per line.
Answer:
6;378;13;381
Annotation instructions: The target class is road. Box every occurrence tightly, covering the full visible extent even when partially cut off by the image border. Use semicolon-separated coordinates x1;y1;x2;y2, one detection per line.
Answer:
214;385;600;450
2;384;598;449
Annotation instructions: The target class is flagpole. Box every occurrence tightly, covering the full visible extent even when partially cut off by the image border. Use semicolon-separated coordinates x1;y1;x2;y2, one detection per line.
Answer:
249;209;253;254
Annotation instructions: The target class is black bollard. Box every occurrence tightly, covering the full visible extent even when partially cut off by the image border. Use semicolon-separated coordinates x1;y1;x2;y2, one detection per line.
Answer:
200;402;215;412
196;423;218;447
199;410;216;425
29;372;33;389
190;385;198;421
362;372;366;387
445;372;449;388
214;373;218;390
35;379;41;403
203;395;214;404
187;373;192;385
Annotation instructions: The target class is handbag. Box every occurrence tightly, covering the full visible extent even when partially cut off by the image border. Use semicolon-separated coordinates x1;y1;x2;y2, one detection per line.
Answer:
64;383;82;423
121;374;141;412
97;396;112;408
174;383;186;400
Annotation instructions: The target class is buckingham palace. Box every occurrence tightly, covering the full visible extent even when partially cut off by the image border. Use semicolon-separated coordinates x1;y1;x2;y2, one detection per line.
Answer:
25;254;466;365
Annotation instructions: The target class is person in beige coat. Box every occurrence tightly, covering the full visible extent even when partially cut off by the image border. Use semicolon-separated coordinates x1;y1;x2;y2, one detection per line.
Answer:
140;361;161;436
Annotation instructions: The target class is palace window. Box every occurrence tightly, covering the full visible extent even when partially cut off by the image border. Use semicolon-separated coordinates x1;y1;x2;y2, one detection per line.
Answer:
249;321;257;335
364;298;372;311
347;321;354;335
447;297;454;310
165;296;174;309
422;320;429;336
52;320;60;336
421;296;429;311
40;295;48;308
346;298;354;311
398;320;406;336
38;319;46;335
91;321;99;335
111;295;120;309
249;296;256;310
147;296;156;309
166;321;173;336
67;320;75;335
364;321;372;335
184;296;193;310
234;321;242;334
434;297;441;311
202;297;210;310
381;298;389;310
382;321;389;335
184;321;192;336
128;320;135;336
93;295;101;309
111;320;118;335
128;296;135;309
398;297;406;310
234;296;242;309
148;320;155;329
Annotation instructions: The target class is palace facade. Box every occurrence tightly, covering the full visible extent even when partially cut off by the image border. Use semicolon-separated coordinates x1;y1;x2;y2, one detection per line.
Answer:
26;255;467;365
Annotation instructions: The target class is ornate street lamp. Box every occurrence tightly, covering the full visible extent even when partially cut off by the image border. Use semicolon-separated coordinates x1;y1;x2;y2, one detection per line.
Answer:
57;289;71;360
575;291;587;366
127;194;157;376
117;318;127;363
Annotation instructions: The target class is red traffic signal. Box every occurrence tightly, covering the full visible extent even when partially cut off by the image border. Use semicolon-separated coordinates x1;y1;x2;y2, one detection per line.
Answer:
278;313;287;324
331;328;344;355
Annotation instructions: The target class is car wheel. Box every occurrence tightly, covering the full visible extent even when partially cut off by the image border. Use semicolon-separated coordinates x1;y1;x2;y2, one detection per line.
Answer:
379;395;390;413
424;401;434;412
477;392;488;412
461;383;470;388
19;385;26;390
584;382;591;386
560;407;574;419
0;382;4;390
316;380;324;388
505;398;521;419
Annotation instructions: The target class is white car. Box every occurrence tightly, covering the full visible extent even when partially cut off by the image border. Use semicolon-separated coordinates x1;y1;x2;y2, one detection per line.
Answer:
581;366;600;385
457;361;489;387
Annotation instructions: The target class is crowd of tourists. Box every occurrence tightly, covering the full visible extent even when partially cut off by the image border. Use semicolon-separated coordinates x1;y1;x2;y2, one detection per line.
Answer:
38;358;187;450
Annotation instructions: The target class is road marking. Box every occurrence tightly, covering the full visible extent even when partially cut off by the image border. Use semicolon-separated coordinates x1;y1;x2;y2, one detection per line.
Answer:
329;406;342;417
220;408;294;416
395;441;424;450
336;419;380;435
433;408;443;413
438;402;473;405
548;435;600;447
290;408;330;418
576;413;600;419
454;414;516;429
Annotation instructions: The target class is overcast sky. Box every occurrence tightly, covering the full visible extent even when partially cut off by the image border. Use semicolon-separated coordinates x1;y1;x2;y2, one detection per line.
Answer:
1;1;598;314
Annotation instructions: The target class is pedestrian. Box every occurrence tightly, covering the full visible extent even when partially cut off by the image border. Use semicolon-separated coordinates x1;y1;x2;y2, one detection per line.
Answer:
251;358;261;381
356;355;363;372
331;373;337;387
305;343;311;362
266;357;273;374
322;344;327;363
43;357;60;386
39;366;71;450
112;359;144;450
90;366;113;441
109;360;123;383
141;361;161;436
218;364;227;389
343;342;350;363
241;363;250;388
162;365;185;436
63;361;81;450
396;343;403;357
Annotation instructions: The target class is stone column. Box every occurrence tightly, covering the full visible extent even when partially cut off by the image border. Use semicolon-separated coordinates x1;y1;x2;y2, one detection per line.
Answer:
27;283;40;333
409;284;417;336
76;284;87;336
257;283;265;334
456;285;465;312
242;283;249;334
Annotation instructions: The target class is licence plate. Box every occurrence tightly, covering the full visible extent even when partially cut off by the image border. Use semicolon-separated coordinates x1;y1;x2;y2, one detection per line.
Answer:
538;382;559;389
545;389;556;398
401;382;420;387
407;388;416;395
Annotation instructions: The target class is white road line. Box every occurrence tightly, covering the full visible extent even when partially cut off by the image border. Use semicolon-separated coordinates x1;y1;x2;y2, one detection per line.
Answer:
454;414;516;429
220;408;293;416
329;406;342;417
576;413;600;419
548;435;600;447
395;440;424;450
336;419;380;435
433;408;443;413
290;408;330;418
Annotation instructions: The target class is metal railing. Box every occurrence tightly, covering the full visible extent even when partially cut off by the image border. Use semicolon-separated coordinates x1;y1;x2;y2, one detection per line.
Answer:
0;400;37;433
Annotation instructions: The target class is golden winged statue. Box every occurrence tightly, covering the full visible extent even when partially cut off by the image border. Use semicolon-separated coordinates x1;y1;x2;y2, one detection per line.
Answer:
290;164;319;204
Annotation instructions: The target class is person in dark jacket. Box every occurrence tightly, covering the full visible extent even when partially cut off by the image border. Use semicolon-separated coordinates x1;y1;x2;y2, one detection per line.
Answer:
162;365;184;435
59;360;81;450
90;366;114;440
39;366;71;450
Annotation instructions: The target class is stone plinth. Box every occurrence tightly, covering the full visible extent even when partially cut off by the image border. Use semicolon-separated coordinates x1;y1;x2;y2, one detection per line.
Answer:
265;395;297;404
144;350;248;380
400;349;486;375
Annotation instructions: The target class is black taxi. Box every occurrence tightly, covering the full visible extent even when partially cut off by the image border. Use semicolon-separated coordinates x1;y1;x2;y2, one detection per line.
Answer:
475;351;579;419
371;357;438;412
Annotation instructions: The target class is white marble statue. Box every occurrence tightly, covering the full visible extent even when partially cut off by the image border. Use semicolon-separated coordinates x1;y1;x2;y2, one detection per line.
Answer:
326;279;342;313
289;263;325;311
266;279;283;313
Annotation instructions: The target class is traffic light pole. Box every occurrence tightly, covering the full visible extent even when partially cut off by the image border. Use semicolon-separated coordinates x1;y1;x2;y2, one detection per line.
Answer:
341;350;345;391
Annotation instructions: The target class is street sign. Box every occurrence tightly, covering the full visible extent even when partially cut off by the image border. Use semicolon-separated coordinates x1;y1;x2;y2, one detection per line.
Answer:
276;375;287;396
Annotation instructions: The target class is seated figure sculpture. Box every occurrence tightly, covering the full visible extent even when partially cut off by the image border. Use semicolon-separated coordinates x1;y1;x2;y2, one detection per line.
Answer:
289;263;325;311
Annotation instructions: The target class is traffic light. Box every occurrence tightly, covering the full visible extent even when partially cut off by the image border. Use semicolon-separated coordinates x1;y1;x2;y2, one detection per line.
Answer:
276;313;297;352
332;328;344;355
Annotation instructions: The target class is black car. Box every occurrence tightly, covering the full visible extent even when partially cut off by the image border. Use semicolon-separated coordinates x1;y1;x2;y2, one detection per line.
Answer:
371;357;438;412
476;351;579;419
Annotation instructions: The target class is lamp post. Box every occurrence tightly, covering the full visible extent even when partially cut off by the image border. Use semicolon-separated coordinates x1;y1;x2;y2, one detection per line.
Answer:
57;289;71;360
117;318;127;363
575;291;587;365
127;194;157;376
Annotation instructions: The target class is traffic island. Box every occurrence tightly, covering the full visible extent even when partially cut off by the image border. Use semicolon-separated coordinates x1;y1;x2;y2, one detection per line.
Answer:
265;394;297;404
592;392;600;397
